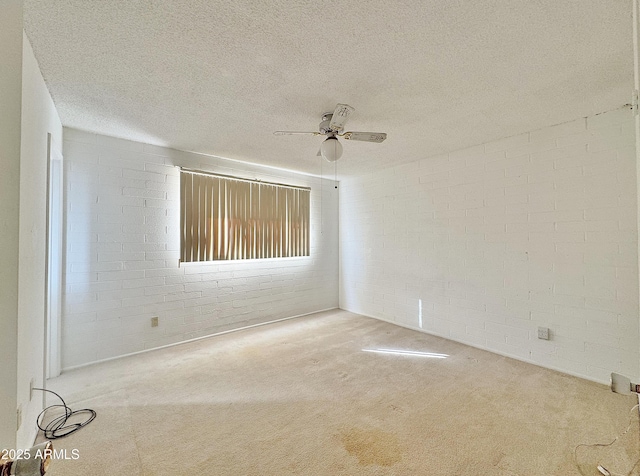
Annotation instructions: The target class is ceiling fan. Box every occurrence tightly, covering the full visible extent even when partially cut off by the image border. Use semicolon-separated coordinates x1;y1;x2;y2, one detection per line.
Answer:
274;104;387;162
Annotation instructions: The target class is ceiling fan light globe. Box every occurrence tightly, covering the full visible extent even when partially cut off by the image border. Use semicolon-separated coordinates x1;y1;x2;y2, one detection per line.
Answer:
320;137;343;162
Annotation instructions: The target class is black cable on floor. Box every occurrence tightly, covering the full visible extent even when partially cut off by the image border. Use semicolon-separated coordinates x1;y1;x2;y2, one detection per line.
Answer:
33;388;97;439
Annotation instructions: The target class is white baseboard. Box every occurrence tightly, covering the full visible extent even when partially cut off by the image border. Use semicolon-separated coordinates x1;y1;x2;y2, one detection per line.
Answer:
347;308;609;386
61;307;338;373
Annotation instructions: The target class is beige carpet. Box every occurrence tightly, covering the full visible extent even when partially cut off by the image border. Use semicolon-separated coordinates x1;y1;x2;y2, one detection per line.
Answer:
39;310;638;475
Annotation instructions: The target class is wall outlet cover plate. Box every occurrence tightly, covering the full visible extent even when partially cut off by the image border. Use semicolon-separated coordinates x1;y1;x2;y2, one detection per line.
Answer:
537;327;549;340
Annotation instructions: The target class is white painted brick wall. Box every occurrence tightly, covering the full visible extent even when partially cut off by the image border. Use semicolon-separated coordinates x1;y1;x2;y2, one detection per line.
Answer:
339;107;639;384
63;128;339;368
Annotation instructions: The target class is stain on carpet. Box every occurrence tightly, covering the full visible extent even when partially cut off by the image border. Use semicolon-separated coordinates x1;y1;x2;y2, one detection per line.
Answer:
492;451;506;466
388;404;405;414
340;428;402;466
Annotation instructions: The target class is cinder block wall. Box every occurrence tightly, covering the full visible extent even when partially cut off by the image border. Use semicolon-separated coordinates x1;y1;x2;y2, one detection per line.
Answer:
62;129;339;369
339;107;639;383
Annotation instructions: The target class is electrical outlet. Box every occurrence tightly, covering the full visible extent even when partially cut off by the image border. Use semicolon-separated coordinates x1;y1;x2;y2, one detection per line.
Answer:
151;316;159;327
17;405;22;430
29;378;34;401
537;327;550;340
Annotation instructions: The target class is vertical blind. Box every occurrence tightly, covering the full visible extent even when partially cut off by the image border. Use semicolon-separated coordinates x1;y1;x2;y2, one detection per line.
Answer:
180;170;310;262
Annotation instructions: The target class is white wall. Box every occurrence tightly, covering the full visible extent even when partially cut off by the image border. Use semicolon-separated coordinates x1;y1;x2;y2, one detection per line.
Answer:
16;32;63;448
0;0;24;452
340;107;639;384
62;129;339;369
0;7;63;449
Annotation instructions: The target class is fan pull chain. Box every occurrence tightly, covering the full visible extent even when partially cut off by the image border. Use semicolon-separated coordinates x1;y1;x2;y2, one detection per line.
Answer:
320;151;323;234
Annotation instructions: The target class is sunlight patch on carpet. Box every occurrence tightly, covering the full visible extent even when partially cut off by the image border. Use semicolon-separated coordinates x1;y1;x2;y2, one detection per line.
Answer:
362;348;448;358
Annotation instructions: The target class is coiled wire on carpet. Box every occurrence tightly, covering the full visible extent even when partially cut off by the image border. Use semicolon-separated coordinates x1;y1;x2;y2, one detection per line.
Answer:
574;403;640;476
33;388;96;439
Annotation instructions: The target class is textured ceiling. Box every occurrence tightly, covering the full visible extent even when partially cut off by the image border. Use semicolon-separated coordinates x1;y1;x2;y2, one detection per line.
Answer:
24;0;633;176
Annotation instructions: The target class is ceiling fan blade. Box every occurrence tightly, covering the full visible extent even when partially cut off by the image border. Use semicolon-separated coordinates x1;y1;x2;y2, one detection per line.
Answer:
273;131;321;136
341;131;387;143
329;104;355;131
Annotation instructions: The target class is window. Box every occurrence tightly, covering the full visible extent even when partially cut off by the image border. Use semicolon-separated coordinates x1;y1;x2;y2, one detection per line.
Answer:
180;170;310;262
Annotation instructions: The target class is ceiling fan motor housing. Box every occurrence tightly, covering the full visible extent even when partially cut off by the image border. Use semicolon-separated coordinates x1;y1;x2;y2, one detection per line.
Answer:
320;113;340;134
